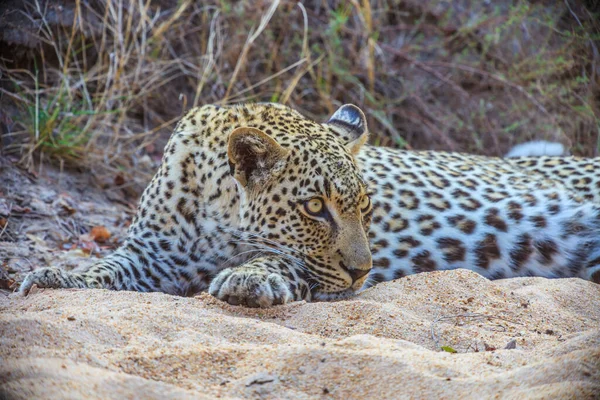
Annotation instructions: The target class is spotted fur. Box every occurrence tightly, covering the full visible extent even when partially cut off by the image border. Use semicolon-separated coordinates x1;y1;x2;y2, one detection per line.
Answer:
19;103;600;307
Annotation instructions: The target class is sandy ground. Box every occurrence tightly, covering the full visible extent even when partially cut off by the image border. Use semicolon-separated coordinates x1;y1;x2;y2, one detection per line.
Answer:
1;269;599;399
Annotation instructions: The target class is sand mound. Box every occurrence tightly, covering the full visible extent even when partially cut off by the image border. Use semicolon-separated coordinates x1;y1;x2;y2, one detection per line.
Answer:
1;269;599;399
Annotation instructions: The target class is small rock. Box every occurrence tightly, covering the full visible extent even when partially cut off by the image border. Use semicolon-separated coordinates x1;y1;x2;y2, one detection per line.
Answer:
245;372;276;387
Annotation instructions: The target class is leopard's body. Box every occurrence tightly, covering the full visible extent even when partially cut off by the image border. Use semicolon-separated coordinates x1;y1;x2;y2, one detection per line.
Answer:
20;103;600;306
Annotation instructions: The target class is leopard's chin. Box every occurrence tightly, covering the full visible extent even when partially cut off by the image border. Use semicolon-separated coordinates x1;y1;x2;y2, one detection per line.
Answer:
312;276;370;301
312;288;359;302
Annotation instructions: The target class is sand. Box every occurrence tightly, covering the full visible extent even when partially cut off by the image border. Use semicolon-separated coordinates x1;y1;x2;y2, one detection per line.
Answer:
1;269;599;399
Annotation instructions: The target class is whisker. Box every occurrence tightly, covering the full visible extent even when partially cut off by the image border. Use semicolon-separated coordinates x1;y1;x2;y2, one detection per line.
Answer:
184;217;320;281
228;238;310;272
221;249;269;266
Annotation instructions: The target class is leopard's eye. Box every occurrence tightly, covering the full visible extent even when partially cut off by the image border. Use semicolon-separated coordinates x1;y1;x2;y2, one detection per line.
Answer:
304;198;324;215
359;195;371;212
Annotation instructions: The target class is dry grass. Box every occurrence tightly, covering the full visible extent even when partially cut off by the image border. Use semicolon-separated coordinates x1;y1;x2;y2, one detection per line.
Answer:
0;0;599;193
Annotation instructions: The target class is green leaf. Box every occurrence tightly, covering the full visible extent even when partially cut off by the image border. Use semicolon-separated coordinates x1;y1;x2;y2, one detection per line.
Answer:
441;346;457;353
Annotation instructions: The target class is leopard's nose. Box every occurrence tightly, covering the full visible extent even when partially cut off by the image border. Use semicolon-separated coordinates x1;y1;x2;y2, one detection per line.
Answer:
348;267;370;282
340;261;371;283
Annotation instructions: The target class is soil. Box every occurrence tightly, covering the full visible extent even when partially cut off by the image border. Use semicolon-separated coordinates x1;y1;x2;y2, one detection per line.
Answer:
0;157;134;284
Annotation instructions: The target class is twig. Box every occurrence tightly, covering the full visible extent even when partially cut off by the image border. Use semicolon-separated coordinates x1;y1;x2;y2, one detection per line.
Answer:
428;61;556;125
221;0;280;104
564;0;598;84
228;59;307;103
0;216;10;240
193;10;220;108
280;2;319;104
381;44;470;99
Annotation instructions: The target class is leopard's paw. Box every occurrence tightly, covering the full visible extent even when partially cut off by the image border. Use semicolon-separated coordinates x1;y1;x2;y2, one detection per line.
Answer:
208;267;292;308
19;268;65;295
19;267;99;295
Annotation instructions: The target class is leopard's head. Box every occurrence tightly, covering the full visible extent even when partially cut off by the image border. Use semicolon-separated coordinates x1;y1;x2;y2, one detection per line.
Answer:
228;104;372;299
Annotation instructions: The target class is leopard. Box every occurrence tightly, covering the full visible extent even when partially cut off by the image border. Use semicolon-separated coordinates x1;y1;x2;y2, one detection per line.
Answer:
19;103;600;307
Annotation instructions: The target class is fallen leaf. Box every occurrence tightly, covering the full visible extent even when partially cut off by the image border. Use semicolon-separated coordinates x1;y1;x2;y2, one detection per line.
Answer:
0;277;15;290
114;173;125;186
440;346;457;353
89;226;111;242
484;342;497;351
53;195;77;215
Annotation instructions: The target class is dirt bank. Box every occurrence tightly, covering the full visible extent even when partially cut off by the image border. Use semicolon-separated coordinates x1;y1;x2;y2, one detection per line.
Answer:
2;269;599;399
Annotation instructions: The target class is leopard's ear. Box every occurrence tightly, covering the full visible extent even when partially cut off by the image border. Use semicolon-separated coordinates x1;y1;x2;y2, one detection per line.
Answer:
227;127;289;189
326;104;368;155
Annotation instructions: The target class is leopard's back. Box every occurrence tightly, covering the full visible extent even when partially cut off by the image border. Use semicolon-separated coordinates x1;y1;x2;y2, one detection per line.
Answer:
358;146;600;284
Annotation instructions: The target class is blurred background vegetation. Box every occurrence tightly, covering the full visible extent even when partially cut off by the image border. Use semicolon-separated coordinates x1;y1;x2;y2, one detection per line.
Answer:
0;0;599;194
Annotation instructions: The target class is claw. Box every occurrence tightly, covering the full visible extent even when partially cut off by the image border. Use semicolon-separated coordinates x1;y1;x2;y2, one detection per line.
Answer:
209;267;292;308
19;273;39;296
